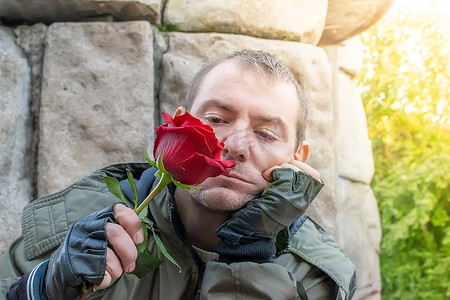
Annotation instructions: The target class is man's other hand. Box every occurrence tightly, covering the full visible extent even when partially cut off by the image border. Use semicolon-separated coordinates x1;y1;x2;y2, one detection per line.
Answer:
97;204;143;289
43;203;143;299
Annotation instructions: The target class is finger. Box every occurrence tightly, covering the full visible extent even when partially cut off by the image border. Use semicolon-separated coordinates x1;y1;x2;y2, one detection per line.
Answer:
263;166;281;181
286;161;321;180
105;222;138;273
263;162;321;181
114;204;144;245
94;270;111;290
263;164;302;181
93;247;124;289
105;247;123;280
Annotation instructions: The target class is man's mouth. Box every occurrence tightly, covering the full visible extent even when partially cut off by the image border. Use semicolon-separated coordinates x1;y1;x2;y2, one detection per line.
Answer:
221;172;252;184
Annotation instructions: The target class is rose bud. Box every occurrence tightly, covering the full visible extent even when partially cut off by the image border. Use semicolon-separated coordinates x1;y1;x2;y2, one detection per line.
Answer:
153;112;235;185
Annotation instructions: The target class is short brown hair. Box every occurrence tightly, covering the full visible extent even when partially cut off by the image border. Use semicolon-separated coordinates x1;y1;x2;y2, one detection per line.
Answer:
184;50;309;145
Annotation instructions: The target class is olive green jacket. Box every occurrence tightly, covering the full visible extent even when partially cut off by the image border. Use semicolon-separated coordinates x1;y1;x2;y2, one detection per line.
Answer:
0;163;356;300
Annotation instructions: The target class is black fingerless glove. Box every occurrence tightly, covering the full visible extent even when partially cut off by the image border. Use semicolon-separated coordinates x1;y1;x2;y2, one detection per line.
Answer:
7;204;121;300
216;168;324;264
44;203;121;299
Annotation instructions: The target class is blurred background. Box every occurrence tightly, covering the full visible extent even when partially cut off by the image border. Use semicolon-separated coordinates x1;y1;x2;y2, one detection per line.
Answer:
357;0;449;298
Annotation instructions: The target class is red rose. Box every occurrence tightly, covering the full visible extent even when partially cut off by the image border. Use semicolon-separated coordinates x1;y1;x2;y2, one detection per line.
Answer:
153;112;235;185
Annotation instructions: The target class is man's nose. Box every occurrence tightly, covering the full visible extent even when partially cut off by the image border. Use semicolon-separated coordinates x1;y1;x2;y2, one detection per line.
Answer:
221;130;251;162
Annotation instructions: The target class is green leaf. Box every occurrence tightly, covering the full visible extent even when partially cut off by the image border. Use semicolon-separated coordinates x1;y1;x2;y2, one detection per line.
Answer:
144;146;157;168
156;154;166;173
148;222;181;273
102;176;128;205
140;215;153;227
130;250;163;279
154;169;162;178
138;205;149;220
126;168;139;210
136;221;149;253
171;176;200;190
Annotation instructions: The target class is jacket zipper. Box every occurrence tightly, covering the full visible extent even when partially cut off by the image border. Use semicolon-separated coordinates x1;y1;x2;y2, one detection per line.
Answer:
168;200;205;298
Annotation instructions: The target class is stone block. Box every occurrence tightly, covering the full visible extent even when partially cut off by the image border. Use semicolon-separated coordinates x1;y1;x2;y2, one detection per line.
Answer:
337;37;364;78
0;26;33;255
336;178;381;299
159;31;338;236
163;0;328;44
159;52;202;118
319;0;394;45
335;72;375;184
38;21;155;196
0;0;161;24
324;36;364;78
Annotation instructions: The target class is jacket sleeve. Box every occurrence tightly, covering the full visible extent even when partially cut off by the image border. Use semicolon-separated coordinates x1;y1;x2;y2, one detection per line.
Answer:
0;163;142;299
0;239;22;295
0;236;50;299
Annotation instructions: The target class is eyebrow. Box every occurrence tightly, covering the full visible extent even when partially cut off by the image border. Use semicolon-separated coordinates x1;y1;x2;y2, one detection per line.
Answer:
254;115;289;140
196;98;290;140
196;98;236;114
254;115;288;131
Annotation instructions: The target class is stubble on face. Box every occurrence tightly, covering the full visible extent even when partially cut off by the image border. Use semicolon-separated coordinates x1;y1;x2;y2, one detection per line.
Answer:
186;159;268;213
184;62;301;214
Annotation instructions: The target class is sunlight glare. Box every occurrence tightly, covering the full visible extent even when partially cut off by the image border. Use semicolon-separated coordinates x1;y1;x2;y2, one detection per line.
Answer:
392;0;450;20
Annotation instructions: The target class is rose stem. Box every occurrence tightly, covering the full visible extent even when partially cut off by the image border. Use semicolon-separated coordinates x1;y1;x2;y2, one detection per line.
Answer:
135;172;172;215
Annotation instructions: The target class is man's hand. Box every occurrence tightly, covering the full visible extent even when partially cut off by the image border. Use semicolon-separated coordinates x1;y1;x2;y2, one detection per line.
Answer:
97;204;143;289
216;166;324;264
42;203;143;299
263;160;321;182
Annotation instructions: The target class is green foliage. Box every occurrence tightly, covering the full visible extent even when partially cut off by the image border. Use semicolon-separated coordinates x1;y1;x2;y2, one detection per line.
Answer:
155;23;179;32
102;176;128;205
356;1;450;299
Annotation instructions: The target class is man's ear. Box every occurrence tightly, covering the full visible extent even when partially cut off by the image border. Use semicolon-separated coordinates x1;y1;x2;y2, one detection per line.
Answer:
174;106;186;117
294;140;310;163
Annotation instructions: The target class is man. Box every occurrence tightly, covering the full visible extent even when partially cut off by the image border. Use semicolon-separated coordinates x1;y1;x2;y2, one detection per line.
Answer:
1;50;356;299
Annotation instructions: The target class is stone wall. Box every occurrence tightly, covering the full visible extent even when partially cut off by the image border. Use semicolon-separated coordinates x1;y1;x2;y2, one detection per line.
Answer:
323;37;382;300
0;1;392;299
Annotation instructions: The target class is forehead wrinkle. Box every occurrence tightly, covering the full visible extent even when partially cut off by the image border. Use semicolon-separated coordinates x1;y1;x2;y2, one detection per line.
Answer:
195;98;236;114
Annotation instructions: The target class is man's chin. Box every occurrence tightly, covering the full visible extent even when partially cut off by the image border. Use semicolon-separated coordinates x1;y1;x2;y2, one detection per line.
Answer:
187;185;256;212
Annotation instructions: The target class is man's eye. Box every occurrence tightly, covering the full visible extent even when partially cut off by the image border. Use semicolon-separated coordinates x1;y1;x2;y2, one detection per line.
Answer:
203;115;225;124
256;130;277;141
208;116;222;124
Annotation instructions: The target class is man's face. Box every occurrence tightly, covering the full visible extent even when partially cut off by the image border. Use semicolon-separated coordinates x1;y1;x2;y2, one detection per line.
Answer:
187;61;302;211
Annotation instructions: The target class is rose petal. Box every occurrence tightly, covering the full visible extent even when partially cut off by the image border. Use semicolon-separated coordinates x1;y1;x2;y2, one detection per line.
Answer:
161;113;222;156
161;112;176;127
175;153;235;185
154;112;235;186
173;112;213;131
167;112;224;156
154;126;216;159
220;160;236;168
